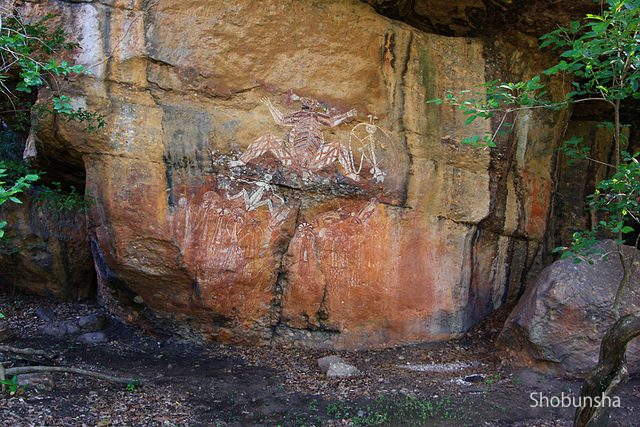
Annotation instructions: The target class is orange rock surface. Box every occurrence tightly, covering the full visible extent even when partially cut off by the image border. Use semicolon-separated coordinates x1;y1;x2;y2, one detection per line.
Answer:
18;0;571;348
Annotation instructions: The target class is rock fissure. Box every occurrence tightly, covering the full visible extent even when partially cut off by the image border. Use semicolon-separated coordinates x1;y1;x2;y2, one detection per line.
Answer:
269;200;302;341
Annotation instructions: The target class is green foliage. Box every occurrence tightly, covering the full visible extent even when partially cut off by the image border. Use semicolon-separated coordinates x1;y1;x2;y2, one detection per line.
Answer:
0;8;105;238
0;375;20;396
558;136;591;165
553;229;603;264
483;372;502;385
591;155;640;230
35;181;90;213
0;166;38;238
0;159;40;181
539;0;640;103
43;95;105;132
0;11;105;131
323;394;457;426
428;76;552;147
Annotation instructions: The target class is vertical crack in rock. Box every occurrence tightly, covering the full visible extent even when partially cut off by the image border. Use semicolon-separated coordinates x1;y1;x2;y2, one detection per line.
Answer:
381;28;412;207
269;199;302;341
97;3;113;99
458;225;479;332
475;39;535;303
311;217;337;334
316;272;331;325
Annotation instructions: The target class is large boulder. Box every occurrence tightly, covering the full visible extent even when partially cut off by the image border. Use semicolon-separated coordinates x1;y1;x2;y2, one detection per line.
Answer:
498;240;640;377
17;0;572;348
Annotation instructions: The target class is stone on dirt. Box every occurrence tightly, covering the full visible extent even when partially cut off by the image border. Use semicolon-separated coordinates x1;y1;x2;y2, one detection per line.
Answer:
41;320;80;337
318;355;361;378
78;313;107;332
327;362;361;378
77;332;108;344
35;307;55;322
317;355;345;373
462;374;484;383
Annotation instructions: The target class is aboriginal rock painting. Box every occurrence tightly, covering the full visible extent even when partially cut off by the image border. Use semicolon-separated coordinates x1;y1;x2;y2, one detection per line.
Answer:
294;197;378;268
169;96;400;295
171;184;293;286
230;97;393;186
281;197;388;330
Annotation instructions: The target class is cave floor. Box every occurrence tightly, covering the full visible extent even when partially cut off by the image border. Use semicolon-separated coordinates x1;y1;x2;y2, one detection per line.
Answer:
0;294;638;427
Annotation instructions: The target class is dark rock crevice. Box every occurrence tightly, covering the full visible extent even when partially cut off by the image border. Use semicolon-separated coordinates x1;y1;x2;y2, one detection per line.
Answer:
363;0;599;38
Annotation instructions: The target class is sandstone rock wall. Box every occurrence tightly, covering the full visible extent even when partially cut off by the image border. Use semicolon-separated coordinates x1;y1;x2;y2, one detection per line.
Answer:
18;0;570;348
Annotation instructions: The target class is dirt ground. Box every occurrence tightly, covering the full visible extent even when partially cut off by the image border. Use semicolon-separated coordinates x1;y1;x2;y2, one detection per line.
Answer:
0;293;638;427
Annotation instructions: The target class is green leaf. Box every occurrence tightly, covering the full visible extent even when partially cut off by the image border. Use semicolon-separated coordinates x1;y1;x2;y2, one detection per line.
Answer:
464;115;476;125
585;14;605;22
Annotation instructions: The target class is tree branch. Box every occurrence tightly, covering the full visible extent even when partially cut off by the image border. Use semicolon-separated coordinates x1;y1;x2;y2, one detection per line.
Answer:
0;345;57;359
4;366;141;385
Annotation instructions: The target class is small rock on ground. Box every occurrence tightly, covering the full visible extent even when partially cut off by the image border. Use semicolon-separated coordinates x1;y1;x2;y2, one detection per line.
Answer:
77;332;108;344
318;355;361;378
78;313;106;331
41;320;80;337
35;307;55;322
327;361;361;378
317;355;345;373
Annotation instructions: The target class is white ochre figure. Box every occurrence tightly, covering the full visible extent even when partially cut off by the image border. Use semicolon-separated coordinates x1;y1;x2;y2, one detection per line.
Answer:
231;97;356;173
342;115;388;183
227;174;285;213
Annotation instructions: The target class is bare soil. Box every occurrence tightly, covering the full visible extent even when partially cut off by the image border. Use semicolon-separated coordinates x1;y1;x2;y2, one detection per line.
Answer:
1;293;638;427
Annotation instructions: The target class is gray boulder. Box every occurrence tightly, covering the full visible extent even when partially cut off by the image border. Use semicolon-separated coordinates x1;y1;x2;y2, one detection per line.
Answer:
499;240;640;377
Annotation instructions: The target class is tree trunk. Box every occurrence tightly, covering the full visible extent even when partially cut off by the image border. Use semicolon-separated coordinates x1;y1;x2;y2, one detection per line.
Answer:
574;314;640;427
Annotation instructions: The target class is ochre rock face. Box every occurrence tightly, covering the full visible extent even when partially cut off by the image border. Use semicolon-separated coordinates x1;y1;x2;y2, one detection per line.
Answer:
20;0;568;348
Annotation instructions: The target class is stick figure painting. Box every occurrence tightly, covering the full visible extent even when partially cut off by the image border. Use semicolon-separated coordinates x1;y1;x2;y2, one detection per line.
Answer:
229;96;394;188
